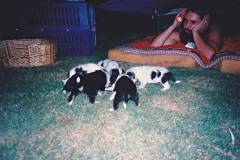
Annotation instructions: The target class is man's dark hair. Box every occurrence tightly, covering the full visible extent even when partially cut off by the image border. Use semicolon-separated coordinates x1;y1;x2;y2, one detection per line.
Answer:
186;1;210;19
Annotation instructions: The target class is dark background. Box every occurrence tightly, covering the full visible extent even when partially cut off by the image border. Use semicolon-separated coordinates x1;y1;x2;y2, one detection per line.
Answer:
0;0;240;41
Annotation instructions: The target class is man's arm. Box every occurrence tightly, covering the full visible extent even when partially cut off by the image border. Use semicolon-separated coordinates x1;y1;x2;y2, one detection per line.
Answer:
193;31;215;60
207;25;224;51
192;16;223;60
150;9;186;47
150;24;177;47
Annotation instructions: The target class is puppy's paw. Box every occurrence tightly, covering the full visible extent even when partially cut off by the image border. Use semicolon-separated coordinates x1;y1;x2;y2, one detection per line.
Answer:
95;101;99;104
68;100;73;106
105;86;114;91
109;108;116;112
161;82;170;91
123;102;127;110
109;92;116;101
78;86;84;91
98;92;102;96
161;87;170;91
139;85;145;89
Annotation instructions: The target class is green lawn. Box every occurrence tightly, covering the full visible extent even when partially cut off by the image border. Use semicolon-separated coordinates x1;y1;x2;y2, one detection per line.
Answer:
0;46;240;159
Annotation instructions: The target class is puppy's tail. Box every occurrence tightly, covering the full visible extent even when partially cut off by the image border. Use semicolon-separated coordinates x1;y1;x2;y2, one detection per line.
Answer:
175;80;181;84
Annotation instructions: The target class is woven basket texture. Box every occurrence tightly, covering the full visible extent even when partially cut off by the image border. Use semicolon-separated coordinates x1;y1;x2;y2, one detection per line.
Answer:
0;39;56;67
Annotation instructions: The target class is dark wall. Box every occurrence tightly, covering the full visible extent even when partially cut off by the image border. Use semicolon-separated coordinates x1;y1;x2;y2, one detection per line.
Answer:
0;1;23;40
1;0;240;41
96;9;155;40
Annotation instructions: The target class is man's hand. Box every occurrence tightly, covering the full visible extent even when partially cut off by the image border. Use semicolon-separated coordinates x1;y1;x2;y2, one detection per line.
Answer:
192;15;209;34
172;9;187;28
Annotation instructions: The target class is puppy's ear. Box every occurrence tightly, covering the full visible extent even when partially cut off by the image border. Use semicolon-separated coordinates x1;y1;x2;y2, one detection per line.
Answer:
76;77;80;83
126;72;134;78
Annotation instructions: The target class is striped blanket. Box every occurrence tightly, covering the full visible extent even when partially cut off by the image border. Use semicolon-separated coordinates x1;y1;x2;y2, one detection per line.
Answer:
117;45;240;68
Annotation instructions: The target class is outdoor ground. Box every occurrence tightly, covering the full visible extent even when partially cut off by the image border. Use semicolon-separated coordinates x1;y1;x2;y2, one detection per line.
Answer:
0;39;240;160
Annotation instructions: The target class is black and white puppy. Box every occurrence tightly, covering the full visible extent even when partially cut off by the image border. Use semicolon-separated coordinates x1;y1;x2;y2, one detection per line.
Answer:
63;71;83;105
98;59;119;72
63;63;104;93
109;75;139;112
79;70;107;104
98;59;124;89
63;69;107;105
126;66;181;91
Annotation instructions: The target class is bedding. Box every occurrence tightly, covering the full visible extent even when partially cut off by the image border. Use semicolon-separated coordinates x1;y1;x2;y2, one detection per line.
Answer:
108;35;240;74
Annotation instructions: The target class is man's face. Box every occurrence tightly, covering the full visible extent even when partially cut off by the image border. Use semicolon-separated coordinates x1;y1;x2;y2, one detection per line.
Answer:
183;11;202;32
179;11;202;43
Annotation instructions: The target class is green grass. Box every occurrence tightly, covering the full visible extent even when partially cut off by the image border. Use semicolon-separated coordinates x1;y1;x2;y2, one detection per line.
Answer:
0;46;240;160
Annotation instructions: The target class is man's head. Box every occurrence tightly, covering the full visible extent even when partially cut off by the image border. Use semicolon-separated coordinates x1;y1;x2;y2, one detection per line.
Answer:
179;4;210;44
184;4;209;31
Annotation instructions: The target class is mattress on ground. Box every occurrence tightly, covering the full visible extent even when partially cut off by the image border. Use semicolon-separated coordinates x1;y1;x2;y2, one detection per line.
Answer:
108;48;197;68
218;36;240;74
219;60;240;74
108;36;240;74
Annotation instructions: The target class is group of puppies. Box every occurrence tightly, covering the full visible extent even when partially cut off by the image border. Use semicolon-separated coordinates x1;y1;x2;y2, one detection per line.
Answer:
62;59;181;111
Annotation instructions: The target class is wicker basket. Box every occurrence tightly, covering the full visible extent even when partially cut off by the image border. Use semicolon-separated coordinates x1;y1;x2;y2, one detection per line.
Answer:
0;39;56;67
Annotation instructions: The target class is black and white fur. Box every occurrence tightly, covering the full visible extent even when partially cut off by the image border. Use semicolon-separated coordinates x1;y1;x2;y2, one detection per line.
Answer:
64;63;103;82
109;74;139;111
98;59;124;89
98;59;119;72
63;69;107;105
63;63;110;93
107;68;125;88
78;70;107;104
63;72;83;105
126;66;181;91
